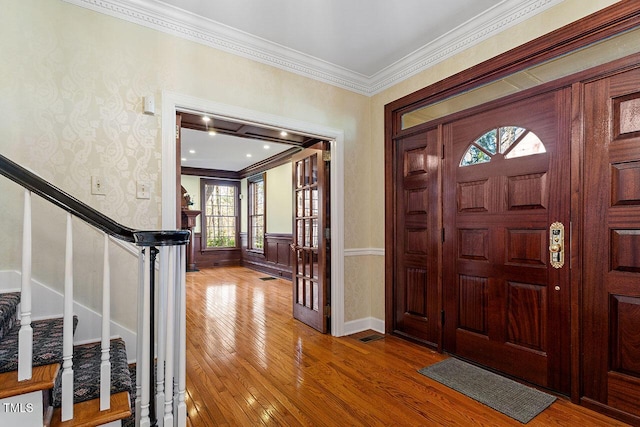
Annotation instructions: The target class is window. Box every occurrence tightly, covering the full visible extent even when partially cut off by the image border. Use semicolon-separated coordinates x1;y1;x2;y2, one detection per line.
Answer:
460;126;545;167
201;179;239;249
248;174;265;252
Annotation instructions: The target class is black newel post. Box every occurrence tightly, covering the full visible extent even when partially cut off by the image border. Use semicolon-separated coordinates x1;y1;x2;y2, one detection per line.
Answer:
149;246;159;427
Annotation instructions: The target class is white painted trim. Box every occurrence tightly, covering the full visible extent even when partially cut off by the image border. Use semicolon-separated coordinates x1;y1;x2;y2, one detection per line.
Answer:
109;235;138;257
343;317;385;336
161;91;346;336
344;248;385;257
0;270;138;363
62;0;562;95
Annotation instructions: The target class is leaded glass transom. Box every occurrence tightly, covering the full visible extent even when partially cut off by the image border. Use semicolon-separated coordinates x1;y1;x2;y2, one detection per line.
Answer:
460;126;545;166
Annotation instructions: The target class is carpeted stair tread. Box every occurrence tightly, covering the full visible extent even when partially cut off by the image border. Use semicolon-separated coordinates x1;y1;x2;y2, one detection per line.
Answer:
0;316;78;374
52;338;132;408
0;292;20;341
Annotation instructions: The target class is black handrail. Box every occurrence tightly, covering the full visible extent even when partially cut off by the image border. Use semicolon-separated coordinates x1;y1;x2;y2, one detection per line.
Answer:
0;153;189;246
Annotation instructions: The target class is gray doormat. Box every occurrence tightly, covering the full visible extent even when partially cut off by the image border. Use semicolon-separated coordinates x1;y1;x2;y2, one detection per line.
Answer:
418;358;556;424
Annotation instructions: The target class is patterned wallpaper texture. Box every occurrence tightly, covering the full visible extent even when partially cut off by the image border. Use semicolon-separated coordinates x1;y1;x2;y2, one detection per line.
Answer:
0;0;375;327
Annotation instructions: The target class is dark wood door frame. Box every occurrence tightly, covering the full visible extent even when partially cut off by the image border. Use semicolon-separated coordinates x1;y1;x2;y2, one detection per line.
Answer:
385;0;640;417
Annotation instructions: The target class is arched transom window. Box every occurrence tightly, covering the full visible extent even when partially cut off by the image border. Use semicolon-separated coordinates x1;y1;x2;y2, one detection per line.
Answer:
460;126;546;167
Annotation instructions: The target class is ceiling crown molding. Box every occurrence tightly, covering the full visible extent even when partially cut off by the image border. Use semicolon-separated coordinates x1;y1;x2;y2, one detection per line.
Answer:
62;0;562;96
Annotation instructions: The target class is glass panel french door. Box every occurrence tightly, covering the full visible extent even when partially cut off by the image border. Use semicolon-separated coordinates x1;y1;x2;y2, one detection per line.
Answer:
292;148;328;332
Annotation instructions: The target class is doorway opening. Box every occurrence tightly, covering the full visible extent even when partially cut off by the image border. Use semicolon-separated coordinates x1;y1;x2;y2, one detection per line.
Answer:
160;92;346;336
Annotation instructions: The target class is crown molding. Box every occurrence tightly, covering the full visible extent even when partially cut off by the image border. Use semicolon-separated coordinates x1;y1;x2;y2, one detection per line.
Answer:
62;0;563;96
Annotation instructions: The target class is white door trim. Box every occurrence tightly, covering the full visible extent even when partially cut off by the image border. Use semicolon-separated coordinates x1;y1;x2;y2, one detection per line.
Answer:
161;91;346;336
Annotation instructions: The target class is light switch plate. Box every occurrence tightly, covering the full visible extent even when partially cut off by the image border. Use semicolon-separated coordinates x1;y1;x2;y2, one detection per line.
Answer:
137;181;151;199
91;176;106;195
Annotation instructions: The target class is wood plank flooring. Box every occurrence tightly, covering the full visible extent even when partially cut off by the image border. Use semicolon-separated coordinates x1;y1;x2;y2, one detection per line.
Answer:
184;266;627;426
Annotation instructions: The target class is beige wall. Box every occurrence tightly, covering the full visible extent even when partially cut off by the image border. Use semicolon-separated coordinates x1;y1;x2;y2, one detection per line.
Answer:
0;0;623;329
0;0;371;327
265;163;293;234
239;162;292;234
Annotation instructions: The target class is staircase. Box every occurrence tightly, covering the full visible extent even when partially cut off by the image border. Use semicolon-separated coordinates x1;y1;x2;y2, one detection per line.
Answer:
0;154;190;426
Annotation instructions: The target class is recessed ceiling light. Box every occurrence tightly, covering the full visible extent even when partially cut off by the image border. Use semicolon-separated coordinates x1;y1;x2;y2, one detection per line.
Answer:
264;144;270;149
246;154;252;158
189;149;196;154
202;116;211;122
208;130;216;136
280;131;288;137
181;157;187;161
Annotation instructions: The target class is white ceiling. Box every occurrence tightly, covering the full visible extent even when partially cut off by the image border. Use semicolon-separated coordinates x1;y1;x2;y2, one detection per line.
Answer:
180;128;293;171
158;0;501;77
64;0;562;95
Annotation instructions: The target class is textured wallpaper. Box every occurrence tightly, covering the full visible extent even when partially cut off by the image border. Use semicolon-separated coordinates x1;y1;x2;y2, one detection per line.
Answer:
0;0;373;328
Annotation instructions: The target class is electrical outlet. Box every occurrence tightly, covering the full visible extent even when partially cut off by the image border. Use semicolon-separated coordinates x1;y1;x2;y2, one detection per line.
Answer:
91;176;106;195
136;181;151;199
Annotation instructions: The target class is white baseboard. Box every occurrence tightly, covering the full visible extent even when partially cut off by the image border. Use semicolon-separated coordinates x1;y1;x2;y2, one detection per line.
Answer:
0;270;137;363
343;317;385;336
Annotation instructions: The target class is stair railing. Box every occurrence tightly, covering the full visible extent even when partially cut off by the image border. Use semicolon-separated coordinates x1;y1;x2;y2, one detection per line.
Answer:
0;154;189;427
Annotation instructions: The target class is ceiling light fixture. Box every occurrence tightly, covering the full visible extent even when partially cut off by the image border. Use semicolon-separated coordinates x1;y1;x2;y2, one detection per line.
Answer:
181;157;187;161
202;116;211;122
246;154;252;158
208;130;216;136
263;144;270;149
189;149;195;154
280;131;288;137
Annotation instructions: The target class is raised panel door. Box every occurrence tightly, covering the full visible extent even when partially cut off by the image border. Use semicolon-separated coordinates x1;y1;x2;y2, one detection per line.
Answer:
583;67;640;419
443;89;571;394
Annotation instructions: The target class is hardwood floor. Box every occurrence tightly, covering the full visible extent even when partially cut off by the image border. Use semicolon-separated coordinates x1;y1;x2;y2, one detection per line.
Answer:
184;266;627;426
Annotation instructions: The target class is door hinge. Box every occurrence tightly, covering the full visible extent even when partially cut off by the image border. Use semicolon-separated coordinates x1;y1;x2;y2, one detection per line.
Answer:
325;228;331;240
322;151;331;162
441;310;445;325
176;125;180;139
324;305;331;317
442;228;445;242
442;144;445;159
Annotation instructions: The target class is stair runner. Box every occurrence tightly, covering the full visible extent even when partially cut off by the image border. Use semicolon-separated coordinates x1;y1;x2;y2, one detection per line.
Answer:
0;291;134;420
0;292;20;341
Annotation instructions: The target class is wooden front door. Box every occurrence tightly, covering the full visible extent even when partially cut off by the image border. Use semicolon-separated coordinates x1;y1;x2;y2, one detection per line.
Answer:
391;129;440;345
292;148;329;332
583;67;640;419
443;89;571;394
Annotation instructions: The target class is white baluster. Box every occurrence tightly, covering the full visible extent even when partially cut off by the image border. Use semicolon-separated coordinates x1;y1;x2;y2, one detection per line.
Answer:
176;245;187;427
139;248;151;427
156;248;168;427
100;234;111;411
135;248;144;427
18;189;33;381
163;246;175;426
61;213;74;421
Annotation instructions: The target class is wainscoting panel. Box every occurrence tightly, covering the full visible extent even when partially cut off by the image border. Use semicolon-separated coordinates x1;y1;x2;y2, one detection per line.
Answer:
241;233;293;279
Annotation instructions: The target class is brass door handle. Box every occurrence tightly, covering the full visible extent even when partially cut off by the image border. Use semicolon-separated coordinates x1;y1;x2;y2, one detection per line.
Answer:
549;222;565;268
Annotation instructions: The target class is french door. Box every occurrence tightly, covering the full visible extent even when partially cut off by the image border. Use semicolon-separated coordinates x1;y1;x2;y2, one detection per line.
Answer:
442;89;571;393
291;148;329;332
